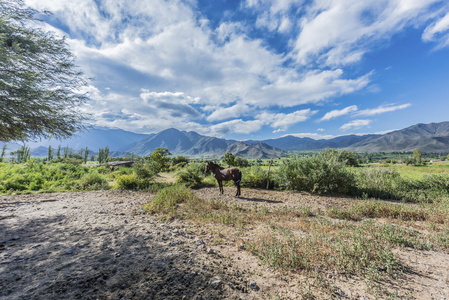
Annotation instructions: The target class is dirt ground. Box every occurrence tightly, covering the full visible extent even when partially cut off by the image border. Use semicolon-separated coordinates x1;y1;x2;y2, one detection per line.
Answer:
1;187;448;299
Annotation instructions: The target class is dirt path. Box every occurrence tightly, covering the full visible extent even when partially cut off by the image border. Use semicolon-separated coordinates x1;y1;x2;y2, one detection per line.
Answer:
1;188;448;299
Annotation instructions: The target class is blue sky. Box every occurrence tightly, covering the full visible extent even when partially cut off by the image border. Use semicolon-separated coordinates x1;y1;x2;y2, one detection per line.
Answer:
25;0;449;140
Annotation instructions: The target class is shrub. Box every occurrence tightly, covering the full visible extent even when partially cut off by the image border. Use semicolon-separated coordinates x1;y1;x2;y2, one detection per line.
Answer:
351;168;449;203
115;172;150;190
276;154;354;194
77;172;109;190
176;162;205;188
133;158;158;180
241;165;275;189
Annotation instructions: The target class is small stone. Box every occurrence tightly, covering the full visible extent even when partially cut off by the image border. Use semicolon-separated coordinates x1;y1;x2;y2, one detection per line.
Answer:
210;280;222;286
327;274;333;279
65;248;73;254
207;248;215;254
249;281;259;291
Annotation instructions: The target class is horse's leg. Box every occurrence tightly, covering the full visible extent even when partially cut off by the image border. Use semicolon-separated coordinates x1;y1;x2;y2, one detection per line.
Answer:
218;180;223;194
237;182;241;196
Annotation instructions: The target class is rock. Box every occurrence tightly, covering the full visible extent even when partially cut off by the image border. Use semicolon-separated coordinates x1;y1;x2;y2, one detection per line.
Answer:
249;281;259;291
207;248;215;254
210;280;222;286
65;248;73;254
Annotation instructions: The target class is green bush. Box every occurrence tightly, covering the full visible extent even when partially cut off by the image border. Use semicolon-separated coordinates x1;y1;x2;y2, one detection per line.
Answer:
176;162;205;188
77;172;109;190
133;158;157;180
115;172;150;190
351;168;449;203
241;165;274;189
276;154;354;194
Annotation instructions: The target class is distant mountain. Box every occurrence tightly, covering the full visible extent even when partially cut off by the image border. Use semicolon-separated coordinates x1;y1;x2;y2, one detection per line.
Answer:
346;122;449;153
126;128;285;158
3;121;449;158
1;127;152;153
252;134;377;151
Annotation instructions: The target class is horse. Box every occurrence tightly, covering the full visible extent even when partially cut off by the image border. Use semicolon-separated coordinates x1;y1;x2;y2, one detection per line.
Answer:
205;161;241;196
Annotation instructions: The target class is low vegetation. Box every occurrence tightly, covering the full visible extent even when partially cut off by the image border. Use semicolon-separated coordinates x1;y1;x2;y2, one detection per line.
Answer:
1;148;449;296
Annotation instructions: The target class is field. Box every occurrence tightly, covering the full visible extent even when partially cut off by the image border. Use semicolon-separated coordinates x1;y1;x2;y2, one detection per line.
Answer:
1;153;449;299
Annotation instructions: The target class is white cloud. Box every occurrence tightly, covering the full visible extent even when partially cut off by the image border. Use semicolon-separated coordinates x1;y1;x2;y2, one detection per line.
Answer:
320;105;358;121
206;104;252;122
22;0;448;138
282;132;337;140
209;119;264;136
258;109;317;129
292;0;441;66
356;103;411;116
423;12;449;48
340;119;372;130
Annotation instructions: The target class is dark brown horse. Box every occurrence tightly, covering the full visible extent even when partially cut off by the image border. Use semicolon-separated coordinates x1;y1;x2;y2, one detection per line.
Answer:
205;161;241;196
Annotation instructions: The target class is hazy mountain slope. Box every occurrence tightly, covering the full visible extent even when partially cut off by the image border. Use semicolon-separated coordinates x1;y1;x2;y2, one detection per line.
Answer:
14;127;152;151
347;122;449;153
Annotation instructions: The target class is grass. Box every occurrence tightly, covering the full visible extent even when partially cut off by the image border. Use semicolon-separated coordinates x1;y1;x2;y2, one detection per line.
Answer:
144;185;449;286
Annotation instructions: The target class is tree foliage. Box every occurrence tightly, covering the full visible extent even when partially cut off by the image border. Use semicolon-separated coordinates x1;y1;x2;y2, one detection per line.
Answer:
0;0;89;142
223;152;235;167
149;147;171;171
413;148;422;166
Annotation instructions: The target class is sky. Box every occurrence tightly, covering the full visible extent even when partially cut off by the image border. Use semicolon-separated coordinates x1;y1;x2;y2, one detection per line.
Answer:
24;0;449;141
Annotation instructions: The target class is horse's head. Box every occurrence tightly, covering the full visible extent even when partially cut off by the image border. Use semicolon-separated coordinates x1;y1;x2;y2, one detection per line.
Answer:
205;161;211;174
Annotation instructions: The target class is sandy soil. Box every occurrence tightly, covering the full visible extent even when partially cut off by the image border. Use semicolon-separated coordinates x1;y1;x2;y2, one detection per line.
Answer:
1;187;448;299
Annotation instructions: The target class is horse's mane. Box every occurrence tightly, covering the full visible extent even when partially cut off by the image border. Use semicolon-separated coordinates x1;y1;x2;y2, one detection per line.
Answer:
207;161;224;170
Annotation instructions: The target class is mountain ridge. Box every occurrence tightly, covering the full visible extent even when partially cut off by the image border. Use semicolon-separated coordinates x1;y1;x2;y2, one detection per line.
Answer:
2;121;449;158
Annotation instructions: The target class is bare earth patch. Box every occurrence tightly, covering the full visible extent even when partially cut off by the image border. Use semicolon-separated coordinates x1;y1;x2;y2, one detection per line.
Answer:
1;187;448;299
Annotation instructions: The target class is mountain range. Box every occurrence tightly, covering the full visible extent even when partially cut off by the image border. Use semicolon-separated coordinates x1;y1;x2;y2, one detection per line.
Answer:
2;121;449;158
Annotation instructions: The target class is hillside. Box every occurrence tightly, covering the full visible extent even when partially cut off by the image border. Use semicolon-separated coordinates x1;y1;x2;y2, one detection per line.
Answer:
126;128;284;158
3;121;449;158
346;122;449;153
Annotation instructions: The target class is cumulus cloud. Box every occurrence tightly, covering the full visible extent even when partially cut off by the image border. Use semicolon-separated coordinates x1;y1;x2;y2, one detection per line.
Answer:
22;0;449;137
340;119;372;130
209;119;264;136
320;105;358;121
206;104;252;122
294;0;443;66
258;109;317;130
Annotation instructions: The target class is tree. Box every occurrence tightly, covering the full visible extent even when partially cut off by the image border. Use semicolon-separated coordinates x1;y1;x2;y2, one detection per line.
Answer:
104;146;109;162
0;0;89;142
223;152;235;167
413;148;422;166
84;147;89;164
47;145;53;161
98;148;104;163
234;156;250;167
150;147;171;171
0;144;7;162
171;155;189;166
56;145;61;159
